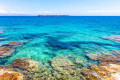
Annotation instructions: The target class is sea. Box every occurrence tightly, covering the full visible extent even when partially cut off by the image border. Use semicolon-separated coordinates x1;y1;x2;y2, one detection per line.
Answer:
0;16;120;66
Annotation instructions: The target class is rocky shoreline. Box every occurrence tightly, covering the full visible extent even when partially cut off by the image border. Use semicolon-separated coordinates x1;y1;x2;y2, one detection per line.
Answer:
1;50;120;80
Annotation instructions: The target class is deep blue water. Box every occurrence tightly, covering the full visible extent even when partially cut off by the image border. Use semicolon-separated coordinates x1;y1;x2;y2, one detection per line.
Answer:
0;16;120;65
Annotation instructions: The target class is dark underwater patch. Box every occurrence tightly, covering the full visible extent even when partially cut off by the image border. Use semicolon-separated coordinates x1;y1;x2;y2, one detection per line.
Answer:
45;36;120;51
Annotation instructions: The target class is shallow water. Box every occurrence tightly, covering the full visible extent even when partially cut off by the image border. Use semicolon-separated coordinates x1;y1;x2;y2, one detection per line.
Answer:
0;16;120;65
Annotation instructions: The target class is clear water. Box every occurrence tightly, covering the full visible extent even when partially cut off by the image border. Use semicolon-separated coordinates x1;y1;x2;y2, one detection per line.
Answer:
0;16;120;65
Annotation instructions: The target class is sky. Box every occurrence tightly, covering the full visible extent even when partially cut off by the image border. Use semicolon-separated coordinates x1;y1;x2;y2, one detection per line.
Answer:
0;0;120;16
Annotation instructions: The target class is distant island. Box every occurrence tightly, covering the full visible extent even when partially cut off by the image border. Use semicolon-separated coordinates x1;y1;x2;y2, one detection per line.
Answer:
38;15;69;16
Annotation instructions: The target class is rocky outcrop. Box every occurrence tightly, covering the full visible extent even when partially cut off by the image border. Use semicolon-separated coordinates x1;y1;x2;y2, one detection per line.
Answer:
81;51;120;80
12;57;40;72
0;65;24;80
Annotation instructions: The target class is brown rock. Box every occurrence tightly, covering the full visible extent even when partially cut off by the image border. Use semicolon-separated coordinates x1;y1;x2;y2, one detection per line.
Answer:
0;65;24;80
0;46;14;58
12;57;39;72
81;52;120;80
96;55;120;62
0;41;27;58
0;65;12;69
81;69;103;80
3;41;26;47
0;69;24;80
99;62;120;73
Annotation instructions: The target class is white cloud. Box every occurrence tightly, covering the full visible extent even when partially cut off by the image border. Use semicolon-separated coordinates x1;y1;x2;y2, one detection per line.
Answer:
84;10;120;15
88;10;120;13
0;10;7;13
0;10;57;15
9;11;26;14
0;9;29;15
37;11;55;14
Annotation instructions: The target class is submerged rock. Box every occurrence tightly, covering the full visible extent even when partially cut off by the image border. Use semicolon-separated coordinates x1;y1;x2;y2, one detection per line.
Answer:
0;56;86;80
101;35;120;42
51;56;88;76
0;41;27;58
51;56;74;67
51;56;75;71
95;55;120;62
50;56;87;80
81;63;120;80
12;57;40;72
0;46;14;58
81;51;120;80
85;50;113;60
3;41;27;47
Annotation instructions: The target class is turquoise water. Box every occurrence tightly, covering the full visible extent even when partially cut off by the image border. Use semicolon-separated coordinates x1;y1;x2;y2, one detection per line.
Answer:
0;16;120;65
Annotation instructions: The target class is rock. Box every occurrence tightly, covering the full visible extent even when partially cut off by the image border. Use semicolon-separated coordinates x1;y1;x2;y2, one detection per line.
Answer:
113;50;120;57
74;58;88;69
51;56;77;75
81;52;120;80
51;56;75;69
111;72;120;80
51;56;88;78
0;46;14;58
85;51;102;60
0;65;12;69
12;57;40;72
51;56;74;67
81;63;115;80
96;55;120;62
10;56;86;80
3;41;27;47
81;69;104;80
0;41;27;58
99;62;120;73
0;65;24;80
0;69;24;80
101;35;120;42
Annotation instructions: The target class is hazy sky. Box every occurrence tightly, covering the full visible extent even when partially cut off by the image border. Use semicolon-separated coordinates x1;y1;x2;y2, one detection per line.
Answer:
0;0;120;16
